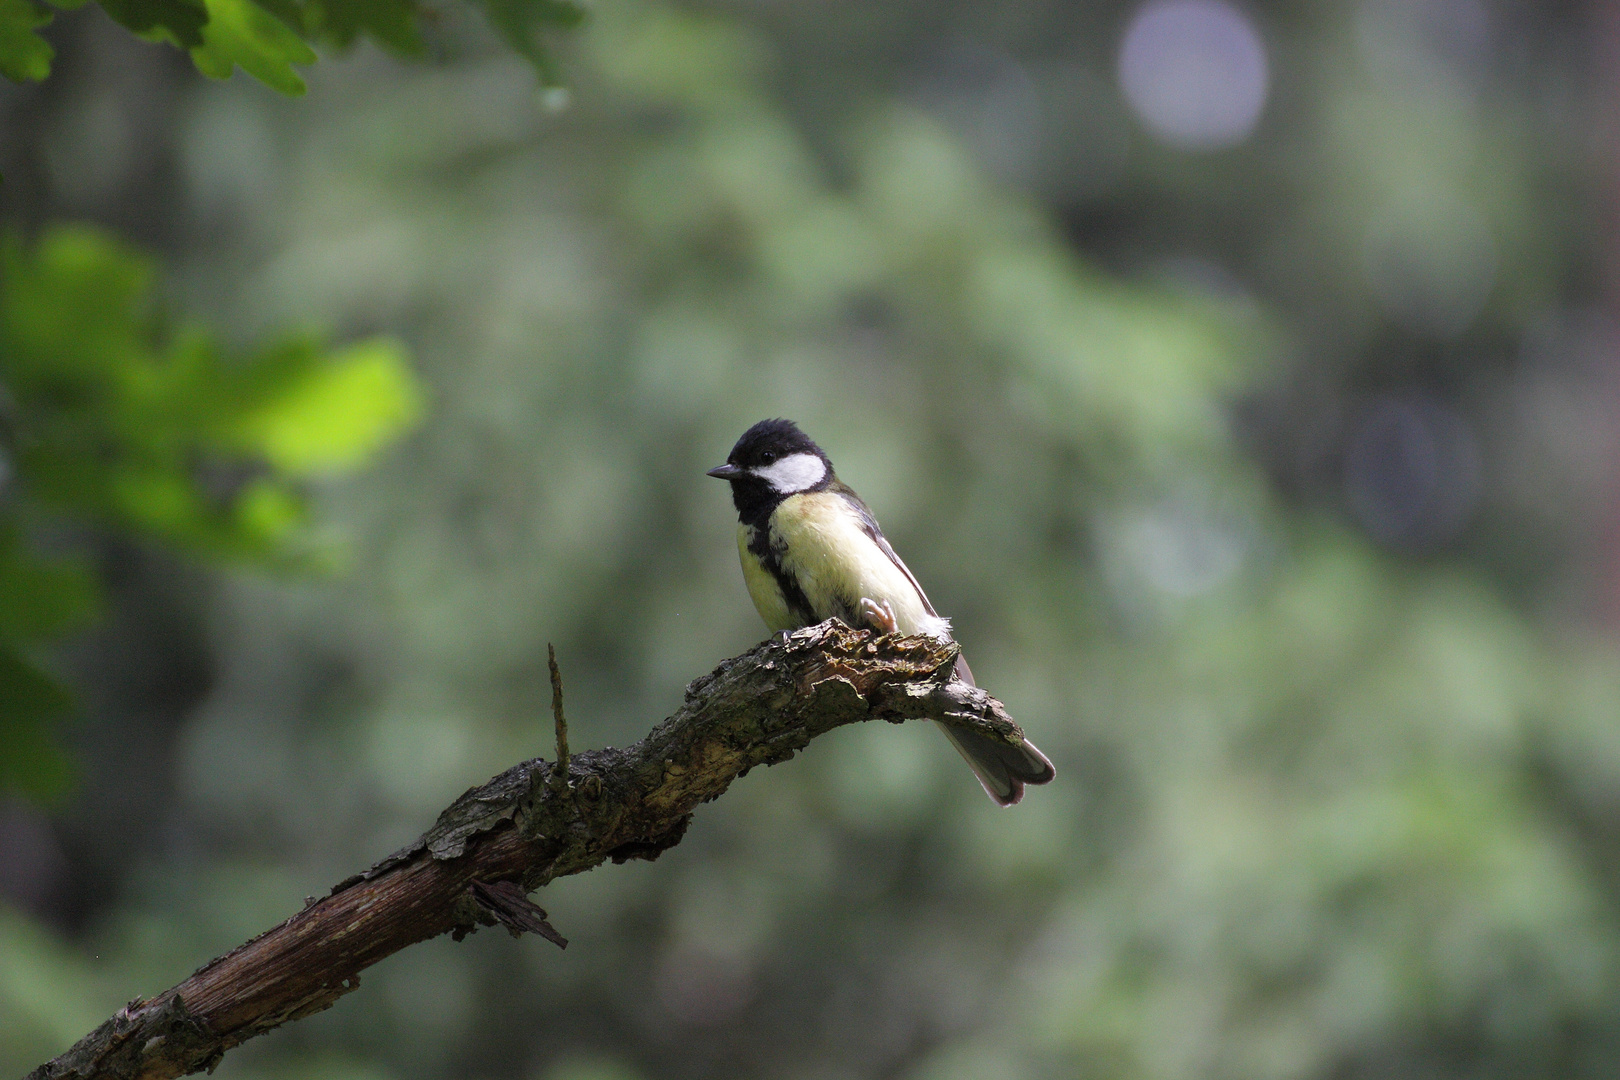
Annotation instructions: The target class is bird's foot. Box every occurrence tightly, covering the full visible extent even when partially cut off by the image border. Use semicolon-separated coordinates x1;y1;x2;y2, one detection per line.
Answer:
858;597;899;635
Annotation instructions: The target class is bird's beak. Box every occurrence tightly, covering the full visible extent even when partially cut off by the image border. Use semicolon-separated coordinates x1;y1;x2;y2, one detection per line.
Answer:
706;463;743;480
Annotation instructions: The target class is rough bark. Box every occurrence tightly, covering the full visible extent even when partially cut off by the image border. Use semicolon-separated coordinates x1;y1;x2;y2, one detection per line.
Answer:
25;621;1038;1080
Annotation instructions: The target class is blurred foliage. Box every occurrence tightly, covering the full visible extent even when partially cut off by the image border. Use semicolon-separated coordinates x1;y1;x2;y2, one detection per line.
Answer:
0;0;580;92
3;0;1619;1078
0;226;421;799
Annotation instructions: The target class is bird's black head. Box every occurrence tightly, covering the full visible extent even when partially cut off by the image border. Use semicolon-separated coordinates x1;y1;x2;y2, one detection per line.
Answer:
724;418;826;470
707;419;835;523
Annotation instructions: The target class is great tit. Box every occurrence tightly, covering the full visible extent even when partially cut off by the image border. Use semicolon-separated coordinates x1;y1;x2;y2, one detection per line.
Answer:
708;419;1055;806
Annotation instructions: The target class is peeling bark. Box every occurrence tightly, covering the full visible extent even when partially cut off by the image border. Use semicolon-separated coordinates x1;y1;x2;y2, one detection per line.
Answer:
27;622;1041;1080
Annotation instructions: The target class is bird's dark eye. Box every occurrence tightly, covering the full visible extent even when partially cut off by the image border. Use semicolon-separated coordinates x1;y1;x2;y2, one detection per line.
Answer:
759;451;777;465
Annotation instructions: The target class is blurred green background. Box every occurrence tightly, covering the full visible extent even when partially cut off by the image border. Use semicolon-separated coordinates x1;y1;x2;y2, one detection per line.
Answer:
4;0;1619;1078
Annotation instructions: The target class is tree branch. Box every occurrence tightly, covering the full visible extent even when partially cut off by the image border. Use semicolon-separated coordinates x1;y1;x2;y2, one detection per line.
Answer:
27;621;1041;1080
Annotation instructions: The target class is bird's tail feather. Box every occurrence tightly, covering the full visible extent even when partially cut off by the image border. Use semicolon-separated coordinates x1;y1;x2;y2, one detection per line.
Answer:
936;723;1056;807
941;650;1054;806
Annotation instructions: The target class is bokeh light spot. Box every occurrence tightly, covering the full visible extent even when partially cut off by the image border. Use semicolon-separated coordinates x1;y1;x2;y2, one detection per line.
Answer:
1118;0;1270;150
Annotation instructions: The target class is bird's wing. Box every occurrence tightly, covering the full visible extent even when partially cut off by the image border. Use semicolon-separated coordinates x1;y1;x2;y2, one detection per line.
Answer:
834;484;977;686
833;485;940;617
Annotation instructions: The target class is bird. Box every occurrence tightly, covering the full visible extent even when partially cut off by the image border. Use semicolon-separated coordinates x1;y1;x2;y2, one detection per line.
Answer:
707;418;1055;806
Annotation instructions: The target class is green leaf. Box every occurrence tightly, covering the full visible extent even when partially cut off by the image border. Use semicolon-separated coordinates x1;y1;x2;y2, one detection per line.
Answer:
0;228;427;804
1;226;423;559
0;528;99;643
306;0;423;54
233;478;307;543
0;226;153;389
0;0;53;82
94;0;207;49
109;467;208;536
190;0;315;95
0;647;74;801
467;0;583;83
11;0;582;92
228;337;423;475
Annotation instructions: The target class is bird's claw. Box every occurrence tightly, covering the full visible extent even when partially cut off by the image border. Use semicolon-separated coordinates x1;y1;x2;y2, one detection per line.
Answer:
859;597;899;635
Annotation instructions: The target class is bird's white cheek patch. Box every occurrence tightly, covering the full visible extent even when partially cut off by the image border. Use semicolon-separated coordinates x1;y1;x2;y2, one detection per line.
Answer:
756;453;827;494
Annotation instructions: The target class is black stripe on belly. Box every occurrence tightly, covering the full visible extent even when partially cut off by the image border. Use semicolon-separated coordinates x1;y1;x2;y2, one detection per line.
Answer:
747;523;816;627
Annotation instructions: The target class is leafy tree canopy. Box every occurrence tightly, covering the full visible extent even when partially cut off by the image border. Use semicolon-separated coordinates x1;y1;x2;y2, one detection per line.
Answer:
0;227;423;800
0;0;581;92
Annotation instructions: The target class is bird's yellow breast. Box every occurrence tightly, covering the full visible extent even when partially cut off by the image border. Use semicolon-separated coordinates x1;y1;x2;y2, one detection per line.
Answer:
737;521;794;632
761;491;937;636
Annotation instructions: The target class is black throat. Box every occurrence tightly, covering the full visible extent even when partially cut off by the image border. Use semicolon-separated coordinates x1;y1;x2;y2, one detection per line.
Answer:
728;477;818;625
728;475;783;532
